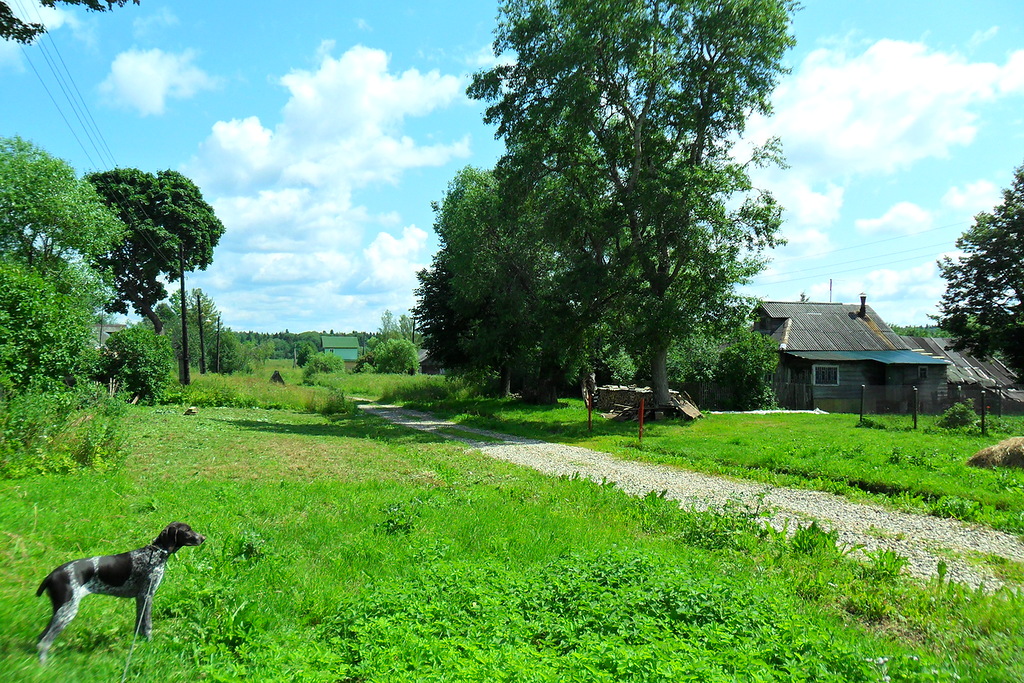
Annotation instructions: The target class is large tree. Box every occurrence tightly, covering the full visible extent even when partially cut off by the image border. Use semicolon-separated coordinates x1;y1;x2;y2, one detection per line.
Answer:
416;166;600;400
1;0;137;43
469;0;795;404
938;162;1024;379
87;168;225;335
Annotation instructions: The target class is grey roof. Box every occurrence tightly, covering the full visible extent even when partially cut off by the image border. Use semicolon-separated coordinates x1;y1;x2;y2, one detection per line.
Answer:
756;301;909;352
787;350;949;365
900;336;1019;387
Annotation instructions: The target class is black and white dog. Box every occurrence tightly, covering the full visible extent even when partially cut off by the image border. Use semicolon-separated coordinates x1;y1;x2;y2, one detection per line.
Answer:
35;522;205;663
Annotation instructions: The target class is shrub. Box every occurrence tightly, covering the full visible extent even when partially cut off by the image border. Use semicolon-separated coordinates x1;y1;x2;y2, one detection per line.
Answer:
0;261;95;393
935;400;977;430
295;341;318;367
100;325;175;404
373;338;419;374
302;352;346;383
715;329;779;411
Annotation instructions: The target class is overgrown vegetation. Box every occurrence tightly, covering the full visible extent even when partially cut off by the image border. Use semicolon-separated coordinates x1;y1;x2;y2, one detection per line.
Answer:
1;389;1021;680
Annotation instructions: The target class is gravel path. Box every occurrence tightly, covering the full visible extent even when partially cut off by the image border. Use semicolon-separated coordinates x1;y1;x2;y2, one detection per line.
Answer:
359;403;1024;589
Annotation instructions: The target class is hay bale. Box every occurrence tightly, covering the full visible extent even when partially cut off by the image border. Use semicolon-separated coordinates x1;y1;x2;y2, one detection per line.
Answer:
967;437;1024;469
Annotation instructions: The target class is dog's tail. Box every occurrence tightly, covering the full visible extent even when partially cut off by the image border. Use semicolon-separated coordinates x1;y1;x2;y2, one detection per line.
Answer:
36;575;49;598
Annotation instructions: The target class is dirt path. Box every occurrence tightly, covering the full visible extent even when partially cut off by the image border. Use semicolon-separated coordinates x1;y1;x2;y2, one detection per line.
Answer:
358;403;1024;589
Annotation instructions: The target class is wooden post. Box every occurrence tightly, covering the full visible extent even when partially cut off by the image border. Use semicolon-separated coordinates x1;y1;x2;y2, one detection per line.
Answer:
638;397;645;446
981;389;987;436
859;385;866;423
587;391;593;433
215;316;222;374
912;387;918;430
196;291;207;375
178;244;191;386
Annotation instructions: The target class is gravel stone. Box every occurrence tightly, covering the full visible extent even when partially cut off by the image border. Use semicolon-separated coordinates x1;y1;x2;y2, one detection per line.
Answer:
360;404;1024;589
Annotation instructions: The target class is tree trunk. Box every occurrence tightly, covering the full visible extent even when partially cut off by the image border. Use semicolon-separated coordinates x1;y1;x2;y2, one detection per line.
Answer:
500;364;512;397
651;343;670;406
144;307;164;335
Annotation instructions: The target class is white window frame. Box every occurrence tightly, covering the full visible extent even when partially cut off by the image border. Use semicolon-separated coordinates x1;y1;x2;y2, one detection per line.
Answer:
812;364;839;386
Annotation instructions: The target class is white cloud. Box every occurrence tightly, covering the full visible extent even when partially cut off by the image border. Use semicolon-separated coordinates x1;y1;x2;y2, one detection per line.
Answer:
752;40;1024;180
968;26;999;51
133;7;179;39
185;44;471;330
942;179;1001;214
99;48;220;116
190;44;467;195
855;202;933;234
355;18;371;32
360;225;429;292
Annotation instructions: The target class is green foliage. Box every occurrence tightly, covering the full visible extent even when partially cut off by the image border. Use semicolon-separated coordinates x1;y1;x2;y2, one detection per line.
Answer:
373;338;419;375
0;386;124;478
88;168;225;334
938;160;1024;379
0;261;96;393
100;325;175;404
296;341;318;367
0;136;124;277
468;0;795;403
302;352;347;383
935;400;977;430
0;0;138;43
714;329;779;410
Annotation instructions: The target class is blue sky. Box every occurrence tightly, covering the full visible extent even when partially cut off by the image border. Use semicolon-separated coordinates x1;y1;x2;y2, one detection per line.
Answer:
2;0;1022;333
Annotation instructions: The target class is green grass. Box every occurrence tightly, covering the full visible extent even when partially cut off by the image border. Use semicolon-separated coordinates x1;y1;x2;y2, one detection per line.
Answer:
2;372;1023;680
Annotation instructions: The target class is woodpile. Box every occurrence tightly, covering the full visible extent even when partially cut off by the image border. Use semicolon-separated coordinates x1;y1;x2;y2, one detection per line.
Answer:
594;385;702;422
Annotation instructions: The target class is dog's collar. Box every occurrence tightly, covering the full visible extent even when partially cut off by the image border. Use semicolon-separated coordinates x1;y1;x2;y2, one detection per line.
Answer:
145;544;173;559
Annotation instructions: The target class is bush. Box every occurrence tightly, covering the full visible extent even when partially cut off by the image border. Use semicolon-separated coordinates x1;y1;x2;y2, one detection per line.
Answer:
935;400;977;429
302;352;346;383
715;330;779;410
0;261;95;393
295;341;318;367
373;338;419;374
100;325;175;404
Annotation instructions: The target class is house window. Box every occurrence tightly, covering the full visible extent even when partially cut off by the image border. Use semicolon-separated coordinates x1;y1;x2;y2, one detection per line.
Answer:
813;364;839;386
918;366;928;380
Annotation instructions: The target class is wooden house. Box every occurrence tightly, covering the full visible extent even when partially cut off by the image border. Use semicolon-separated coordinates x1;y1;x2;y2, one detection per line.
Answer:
754;297;949;413
320;335;360;370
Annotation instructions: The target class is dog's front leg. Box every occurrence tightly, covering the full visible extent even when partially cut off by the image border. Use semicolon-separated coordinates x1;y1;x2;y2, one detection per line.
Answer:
135;590;155;639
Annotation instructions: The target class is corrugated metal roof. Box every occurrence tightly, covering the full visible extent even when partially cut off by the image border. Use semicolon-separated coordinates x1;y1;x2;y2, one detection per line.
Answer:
900;336;1019;386
757;301;909;352
787;350;949;365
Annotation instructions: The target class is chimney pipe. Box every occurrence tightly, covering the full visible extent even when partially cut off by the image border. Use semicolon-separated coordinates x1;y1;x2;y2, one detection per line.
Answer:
858;293;867;318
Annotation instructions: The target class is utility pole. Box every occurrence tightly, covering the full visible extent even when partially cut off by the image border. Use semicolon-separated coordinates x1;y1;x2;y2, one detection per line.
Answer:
216;316;222;374
178;244;191;385
196;291;207;374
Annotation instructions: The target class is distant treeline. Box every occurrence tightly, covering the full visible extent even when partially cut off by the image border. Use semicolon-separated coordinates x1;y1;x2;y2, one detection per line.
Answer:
889;325;949;338
235;330;373;360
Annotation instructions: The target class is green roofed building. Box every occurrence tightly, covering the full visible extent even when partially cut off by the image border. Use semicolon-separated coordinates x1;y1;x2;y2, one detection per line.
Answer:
321;335;360;370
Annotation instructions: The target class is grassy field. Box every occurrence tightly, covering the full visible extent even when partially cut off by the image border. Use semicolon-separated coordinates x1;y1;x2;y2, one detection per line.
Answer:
1;369;1023;680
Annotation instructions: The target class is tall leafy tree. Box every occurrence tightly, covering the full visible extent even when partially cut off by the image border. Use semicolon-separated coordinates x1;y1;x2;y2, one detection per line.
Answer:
469;0;795;404
938;162;1024;379
87;168;225;335
0;136;124;281
1;0;137;43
